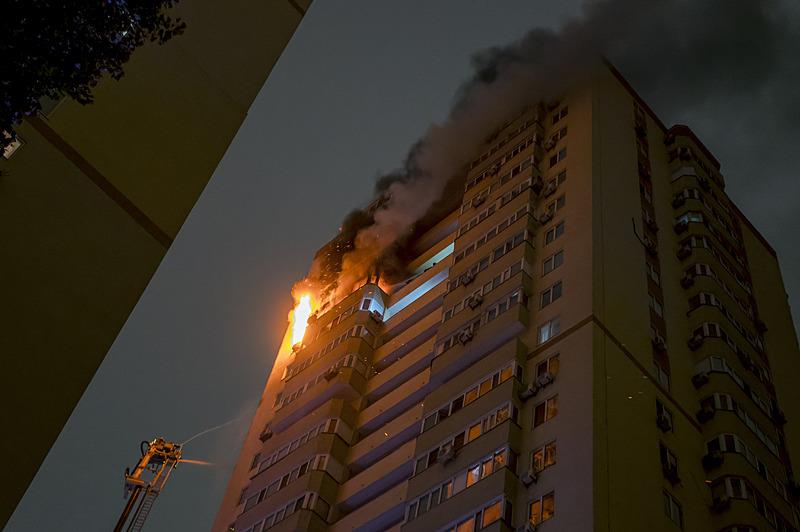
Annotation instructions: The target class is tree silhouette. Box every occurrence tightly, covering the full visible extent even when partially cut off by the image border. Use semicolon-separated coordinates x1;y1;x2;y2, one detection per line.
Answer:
1;0;186;152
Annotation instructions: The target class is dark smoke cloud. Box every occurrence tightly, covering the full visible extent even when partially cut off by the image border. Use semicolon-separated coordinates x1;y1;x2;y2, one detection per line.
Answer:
303;0;800;313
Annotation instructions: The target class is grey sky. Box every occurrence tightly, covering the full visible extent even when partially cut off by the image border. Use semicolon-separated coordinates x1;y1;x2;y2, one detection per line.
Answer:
7;2;798;531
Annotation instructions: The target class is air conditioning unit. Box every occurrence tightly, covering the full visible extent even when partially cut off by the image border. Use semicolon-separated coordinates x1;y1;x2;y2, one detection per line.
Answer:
676;245;692;260
259;427;274;442
662;464;680;485
458;329;474;345
437;443;456;464
687;333;704;351
536;372;554;389
461;271;475;286
678;147;692;161
671;195;686;209
696;404;716;424
680;273;695;289
542;180;558;197
651;337;667;353
645;217;659;233
472;195;487;208
544;137;557;151
755;319;768;334
537;210;554;225
697;176;711;190
711;494;731;513
702;450;724;471
369;310;383;323
519;381;540;401
656;413;672;433
673;221;689;235
467;294;484;309
643;237;658;258
691;371;710;389
324;369;339;381
521;465;539;487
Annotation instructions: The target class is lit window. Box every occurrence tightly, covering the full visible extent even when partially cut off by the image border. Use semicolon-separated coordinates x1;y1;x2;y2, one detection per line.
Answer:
529;492;555;524
481;500;502;527
537;317;561;344
536;353;559;377
533;396;558;427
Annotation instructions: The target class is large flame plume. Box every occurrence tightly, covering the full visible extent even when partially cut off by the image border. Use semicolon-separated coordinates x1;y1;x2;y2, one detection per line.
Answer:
289;293;316;346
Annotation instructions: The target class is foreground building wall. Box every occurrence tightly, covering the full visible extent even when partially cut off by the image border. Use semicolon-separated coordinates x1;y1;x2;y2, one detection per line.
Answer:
0;1;310;526
216;65;800;532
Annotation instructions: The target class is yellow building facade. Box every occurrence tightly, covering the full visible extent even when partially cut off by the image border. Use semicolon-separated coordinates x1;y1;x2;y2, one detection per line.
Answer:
215;65;799;532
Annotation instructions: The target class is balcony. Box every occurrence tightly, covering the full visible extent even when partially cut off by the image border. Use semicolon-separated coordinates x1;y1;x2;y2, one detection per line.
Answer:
240;471;338;530
272;367;366;433
349;403;424;473
431;304;528;386
410;409;521;498
366;337;435;402
328;482;407;532
358;369;430;437
373;310;440;370
338;439;415;512
267;509;327;532
401;468;517;532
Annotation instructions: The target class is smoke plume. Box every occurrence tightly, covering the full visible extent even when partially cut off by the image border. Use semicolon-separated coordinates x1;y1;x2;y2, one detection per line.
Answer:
301;0;799;307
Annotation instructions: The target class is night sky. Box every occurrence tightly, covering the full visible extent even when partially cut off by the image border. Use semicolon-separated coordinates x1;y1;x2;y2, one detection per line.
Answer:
8;2;798;531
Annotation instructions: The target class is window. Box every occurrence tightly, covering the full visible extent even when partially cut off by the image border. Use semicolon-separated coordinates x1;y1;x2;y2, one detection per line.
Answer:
649;292;664;317
656;399;673;432
250;452;261;471
660;442;678;470
544;195;566;218
529;492;555;525
653;359;670;389
544;221;565;245
663;491;683;528
536;353;560;378
646;261;661;285
537;317;561;345
532;441;557;472
238;488;248;506
543;250;564;275
549;147;567;168
540;281;563;308
481;500;502;527
533;395;558;427
422;360;522;433
415;403;518;475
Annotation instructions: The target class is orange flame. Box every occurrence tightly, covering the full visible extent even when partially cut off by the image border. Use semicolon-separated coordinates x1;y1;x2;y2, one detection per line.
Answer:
290;294;314;345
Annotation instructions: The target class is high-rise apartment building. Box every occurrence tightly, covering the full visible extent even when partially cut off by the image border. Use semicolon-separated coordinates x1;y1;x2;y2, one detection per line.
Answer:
215;65;800;532
0;1;309;525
